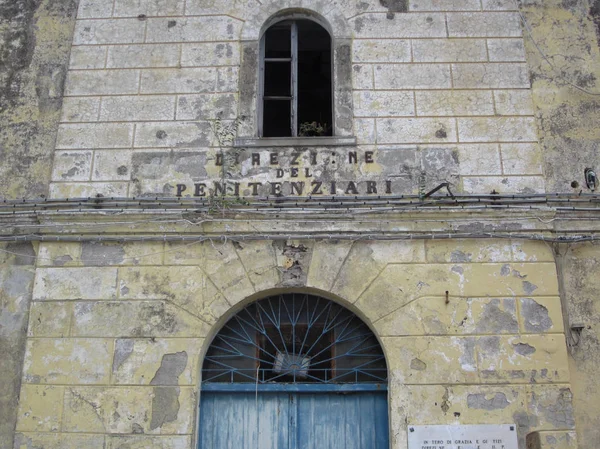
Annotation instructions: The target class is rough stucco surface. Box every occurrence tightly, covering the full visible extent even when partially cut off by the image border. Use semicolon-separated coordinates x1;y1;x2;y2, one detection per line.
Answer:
521;0;600;194
521;0;600;446
0;0;78;199
0;244;37;449
0;1;78;448
557;242;600;448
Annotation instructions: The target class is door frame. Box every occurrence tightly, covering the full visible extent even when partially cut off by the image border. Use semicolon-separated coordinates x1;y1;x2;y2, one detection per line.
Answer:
193;289;392;449
202;383;387;393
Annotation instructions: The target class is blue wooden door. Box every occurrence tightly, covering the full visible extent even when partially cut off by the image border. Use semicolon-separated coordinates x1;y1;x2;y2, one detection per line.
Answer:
199;389;389;449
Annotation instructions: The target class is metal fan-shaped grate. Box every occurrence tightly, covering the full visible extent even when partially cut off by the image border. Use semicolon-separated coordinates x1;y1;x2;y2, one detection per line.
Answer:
202;293;387;384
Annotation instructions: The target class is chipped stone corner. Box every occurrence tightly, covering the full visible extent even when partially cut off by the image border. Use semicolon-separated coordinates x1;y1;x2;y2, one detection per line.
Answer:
275;240;313;288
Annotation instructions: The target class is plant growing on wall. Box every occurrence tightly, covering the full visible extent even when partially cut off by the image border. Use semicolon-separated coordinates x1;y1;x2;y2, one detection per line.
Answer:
208;113;248;212
210;112;243;184
298;121;328;137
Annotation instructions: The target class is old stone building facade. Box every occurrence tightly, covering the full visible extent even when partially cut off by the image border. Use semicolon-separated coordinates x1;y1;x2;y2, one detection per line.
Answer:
1;0;600;448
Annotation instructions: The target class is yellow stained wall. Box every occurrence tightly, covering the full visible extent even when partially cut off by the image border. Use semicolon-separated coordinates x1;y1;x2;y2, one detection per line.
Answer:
522;0;600;446
13;239;575;448
1;0;600;448
0;0;78;445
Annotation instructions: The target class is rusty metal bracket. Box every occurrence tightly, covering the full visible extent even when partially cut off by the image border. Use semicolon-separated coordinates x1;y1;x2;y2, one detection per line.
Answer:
422;182;455;199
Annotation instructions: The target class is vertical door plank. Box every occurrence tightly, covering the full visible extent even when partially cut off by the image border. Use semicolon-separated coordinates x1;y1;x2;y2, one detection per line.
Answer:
344;394;360;449
296;392;388;449
199;392;290;449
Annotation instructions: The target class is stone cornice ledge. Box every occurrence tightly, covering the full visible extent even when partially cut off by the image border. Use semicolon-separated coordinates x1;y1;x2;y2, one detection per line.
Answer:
234;136;357;148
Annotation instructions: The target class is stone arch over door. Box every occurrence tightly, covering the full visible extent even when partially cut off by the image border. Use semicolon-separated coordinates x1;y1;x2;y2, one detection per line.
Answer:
182;238;568;449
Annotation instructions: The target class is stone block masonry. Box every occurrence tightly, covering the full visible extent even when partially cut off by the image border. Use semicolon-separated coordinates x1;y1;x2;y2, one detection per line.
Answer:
10;0;587;448
2;0;598;448
49;0;545;199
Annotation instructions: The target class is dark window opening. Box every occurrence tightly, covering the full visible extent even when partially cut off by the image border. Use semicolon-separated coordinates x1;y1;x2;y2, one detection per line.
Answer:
261;20;332;138
202;294;387;384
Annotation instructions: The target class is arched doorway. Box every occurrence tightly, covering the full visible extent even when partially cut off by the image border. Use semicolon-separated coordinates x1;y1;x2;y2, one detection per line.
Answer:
199;293;389;448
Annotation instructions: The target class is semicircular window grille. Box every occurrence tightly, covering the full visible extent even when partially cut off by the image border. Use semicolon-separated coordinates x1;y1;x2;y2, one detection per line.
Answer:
202;293;387;384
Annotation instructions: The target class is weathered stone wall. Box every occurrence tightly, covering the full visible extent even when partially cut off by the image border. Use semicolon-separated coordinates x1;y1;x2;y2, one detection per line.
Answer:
12;238;574;448
522;0;600;194
3;0;600;448
0;1;78;448
521;0;600;447
0;0;78;198
0;243;37;449
51;0;544;198
556;243;600;449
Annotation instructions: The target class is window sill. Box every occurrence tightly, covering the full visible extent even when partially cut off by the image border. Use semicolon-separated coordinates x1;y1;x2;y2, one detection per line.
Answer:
233;136;357;148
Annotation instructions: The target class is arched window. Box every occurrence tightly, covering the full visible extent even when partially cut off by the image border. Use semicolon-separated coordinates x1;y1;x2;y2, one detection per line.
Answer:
202;294;387;384
259;20;333;138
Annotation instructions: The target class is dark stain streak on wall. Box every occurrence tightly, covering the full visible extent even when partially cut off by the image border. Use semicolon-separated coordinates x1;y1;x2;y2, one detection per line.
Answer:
378;0;408;14
0;0;79;199
591;0;600;44
0;1;79;448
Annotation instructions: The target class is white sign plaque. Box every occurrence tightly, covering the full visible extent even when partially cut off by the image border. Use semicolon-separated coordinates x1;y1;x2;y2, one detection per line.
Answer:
408;424;518;449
